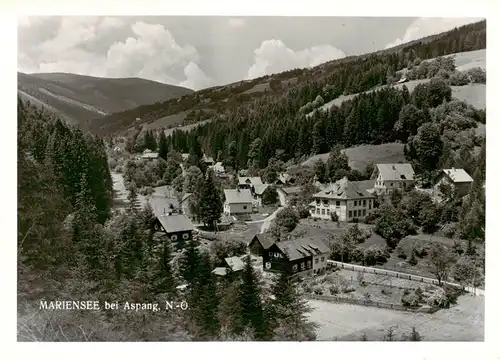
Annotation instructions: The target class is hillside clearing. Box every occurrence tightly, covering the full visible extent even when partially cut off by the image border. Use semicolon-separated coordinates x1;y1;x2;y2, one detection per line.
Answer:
308;293;484;341
302;143;406;171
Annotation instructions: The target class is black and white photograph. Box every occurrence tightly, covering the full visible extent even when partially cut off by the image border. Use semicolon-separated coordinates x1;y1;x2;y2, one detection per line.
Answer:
4;0;499;358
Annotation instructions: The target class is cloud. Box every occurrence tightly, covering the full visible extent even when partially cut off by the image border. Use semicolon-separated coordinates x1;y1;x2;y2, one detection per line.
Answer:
20;19;213;90
385;17;482;49
180;62;214;90
228;18;246;28
246;39;346;80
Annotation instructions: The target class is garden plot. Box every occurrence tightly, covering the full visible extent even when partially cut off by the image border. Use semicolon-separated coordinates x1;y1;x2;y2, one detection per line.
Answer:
300;269;440;308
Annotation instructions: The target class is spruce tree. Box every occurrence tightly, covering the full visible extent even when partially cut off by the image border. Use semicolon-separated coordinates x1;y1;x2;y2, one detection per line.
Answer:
150;237;178;298
238;255;266;340
158;129;169;160
198;169;223;230
180;238;201;287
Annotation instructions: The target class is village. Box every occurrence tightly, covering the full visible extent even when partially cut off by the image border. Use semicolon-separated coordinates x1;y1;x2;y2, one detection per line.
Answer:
108;143;484;320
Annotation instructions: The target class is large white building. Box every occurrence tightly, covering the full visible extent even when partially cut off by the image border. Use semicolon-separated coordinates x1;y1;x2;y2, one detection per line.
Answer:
309;177;375;222
371;163;415;194
223;188;254;215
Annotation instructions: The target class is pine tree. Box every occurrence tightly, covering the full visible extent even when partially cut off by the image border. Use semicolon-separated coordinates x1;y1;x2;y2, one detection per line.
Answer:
127;182;141;213
198;169;223;230
179;238;201;287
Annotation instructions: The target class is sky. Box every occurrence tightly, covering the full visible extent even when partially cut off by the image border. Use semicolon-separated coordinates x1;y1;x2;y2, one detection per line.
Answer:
17;16;482;90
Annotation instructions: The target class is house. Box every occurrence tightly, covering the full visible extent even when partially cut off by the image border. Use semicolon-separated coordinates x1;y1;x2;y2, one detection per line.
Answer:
149;195;179;217
152;214;194;244
434;168;474;197
141;149;159;160
276;173;296;186
263;237;330;277
276;186;302;206
212;256;245;277
238;176;263;190
202;154;215;166
371;163;415;194
252;184;274;206
309;177;375;221
248;234;276;256
223;188;254;215
210;161;226;175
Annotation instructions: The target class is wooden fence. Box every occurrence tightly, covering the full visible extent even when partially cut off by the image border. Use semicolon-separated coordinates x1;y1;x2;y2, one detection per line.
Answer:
304;293;439;314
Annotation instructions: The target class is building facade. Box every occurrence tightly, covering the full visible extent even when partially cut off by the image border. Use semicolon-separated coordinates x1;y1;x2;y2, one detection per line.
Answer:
310;177;375;222
371;163;415;194
263;238;330;277
434;168;474;197
223;188;253;215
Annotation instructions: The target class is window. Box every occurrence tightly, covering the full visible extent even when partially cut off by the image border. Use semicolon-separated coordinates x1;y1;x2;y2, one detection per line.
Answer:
243;205;247;210
315;258;319;264
354;200;357;206
321;257;325;262
292;264;298;272
326;209;330;215
348;211;352;218
316;199;320;205
363;209;366;216
363;200;366;206
369;200;372;209
390;183;393;187
336;201;340;207
300;262;305;270
170;234;178;241
323;200;329;205
321;209;325;215
265;262;271;269
182;233;189;240
316;207;320;214
307;260;312;268
355;210;358;217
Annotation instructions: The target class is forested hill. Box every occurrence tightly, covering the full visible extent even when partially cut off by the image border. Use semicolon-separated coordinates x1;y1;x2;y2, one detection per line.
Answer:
90;20;485;137
18;72;193;128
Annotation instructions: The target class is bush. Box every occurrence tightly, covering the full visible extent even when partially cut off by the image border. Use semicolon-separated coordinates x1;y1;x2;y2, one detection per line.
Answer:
395;242;407;259
467;67;486;84
407;249;418;265
297;206;310;219
342;284;356;293
330;212;339;222
448;71;470;86
329;285;340;295
313;286;324;295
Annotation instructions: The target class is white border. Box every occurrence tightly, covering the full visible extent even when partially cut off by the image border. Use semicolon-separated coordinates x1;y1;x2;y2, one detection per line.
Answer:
2;1;499;360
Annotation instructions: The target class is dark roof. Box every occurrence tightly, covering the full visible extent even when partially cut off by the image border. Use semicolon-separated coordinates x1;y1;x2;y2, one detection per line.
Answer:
250;234;276;250
275;237;330;261
281;186;301;195
157;214;193;233
313;177;374;200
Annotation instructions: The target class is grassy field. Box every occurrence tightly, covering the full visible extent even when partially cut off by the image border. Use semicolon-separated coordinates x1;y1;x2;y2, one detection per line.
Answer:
308;293;484;341
302;143;406;172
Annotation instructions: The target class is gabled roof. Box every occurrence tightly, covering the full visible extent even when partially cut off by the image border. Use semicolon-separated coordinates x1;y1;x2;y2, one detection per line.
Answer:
375;163;415;181
212;267;229;276
156;214;193;233
441;168;474;183
142;152;159;159
238;177;263;186
224;189;253;204
279;173;294;183
224;256;245;272
281;186;301;195
250;234;276;250
275;237;330;261
211;162;225;173
149;195;179;217
253;184;270;196
203;154;215;163
313;177;374;200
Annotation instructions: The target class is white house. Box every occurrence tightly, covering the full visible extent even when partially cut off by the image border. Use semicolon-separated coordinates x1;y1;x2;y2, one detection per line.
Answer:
309;177;375;221
141;149;159;160
434;168;474;197
276;186;302;206
223;188;253;215
238;176;263;190
371;163;415;194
